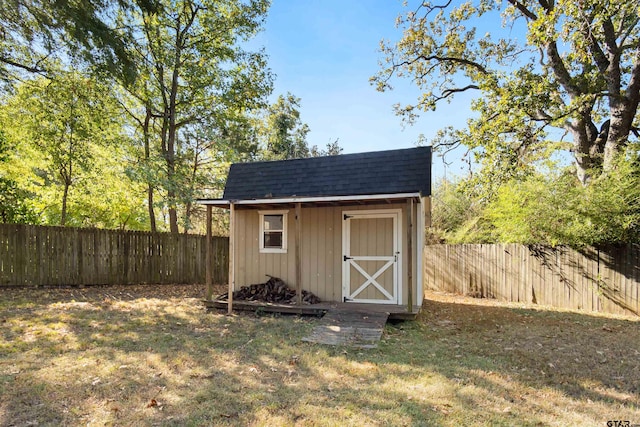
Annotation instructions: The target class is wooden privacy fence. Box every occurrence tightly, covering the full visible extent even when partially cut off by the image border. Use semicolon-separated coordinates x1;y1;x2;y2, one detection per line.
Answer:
424;244;639;316
0;224;228;286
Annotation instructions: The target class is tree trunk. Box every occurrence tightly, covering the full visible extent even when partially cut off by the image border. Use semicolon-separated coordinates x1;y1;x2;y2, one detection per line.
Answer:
148;184;156;232
143;105;157;232
60;181;69;226
166;28;182;234
168;205;179;233
183;201;192;235
569;113;599;185
603;99;636;171
165;113;179;232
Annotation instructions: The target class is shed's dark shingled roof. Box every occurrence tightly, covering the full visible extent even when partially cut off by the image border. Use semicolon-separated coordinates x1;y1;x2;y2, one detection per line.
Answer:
222;146;431;200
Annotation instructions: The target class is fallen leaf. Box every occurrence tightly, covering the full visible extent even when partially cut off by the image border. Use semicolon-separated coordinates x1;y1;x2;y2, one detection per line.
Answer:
220;413;237;418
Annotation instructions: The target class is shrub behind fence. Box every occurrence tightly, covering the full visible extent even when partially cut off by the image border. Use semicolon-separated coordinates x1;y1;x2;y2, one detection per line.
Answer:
0;224;228;286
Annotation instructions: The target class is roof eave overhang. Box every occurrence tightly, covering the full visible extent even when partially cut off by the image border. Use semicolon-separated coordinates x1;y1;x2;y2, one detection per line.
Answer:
196;192;423;209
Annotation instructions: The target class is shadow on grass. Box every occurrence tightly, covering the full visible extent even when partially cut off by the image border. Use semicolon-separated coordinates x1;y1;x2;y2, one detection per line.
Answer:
1;291;639;426
382;298;640;422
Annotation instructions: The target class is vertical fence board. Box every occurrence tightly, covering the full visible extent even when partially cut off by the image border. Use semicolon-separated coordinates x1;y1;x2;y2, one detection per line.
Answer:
0;224;228;287
423;243;639;316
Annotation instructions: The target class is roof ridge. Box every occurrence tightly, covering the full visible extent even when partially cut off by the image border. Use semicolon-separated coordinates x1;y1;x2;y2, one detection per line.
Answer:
231;146;430;166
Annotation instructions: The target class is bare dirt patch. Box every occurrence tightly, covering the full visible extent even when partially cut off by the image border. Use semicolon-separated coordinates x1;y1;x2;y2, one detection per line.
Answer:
0;285;638;426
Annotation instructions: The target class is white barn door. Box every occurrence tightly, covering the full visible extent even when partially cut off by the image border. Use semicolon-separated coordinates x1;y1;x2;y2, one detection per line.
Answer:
342;209;401;304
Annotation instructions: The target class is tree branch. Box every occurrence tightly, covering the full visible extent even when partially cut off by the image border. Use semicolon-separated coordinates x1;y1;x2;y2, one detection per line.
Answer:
507;0;537;20
396;54;489;75
581;12;609;74
415;0;454;19
625;47;640;115
546;42;581;98
116;98;145;128
602;17;620;58
0;55;47;74
434;84;480;102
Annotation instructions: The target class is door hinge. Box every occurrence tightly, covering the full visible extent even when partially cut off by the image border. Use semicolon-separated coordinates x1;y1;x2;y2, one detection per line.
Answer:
343;214;353;220
343;255;353;261
343;296;352;302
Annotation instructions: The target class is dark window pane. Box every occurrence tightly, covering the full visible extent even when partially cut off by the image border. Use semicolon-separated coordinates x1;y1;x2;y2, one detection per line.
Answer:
264;231;283;248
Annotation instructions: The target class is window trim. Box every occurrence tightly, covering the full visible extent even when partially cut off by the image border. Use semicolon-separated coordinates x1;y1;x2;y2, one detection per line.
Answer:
259;210;288;253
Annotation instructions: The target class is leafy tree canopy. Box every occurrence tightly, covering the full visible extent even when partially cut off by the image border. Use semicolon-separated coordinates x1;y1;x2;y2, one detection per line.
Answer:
261;93;311;159
0;0;160;85
260;93;343;160
117;0;273;233
0;72;147;229
373;0;640;188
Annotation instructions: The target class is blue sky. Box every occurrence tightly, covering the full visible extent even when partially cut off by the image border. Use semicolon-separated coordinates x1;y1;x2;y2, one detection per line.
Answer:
255;0;475;180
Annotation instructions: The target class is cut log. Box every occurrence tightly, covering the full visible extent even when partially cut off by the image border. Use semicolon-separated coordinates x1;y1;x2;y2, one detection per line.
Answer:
216;275;321;305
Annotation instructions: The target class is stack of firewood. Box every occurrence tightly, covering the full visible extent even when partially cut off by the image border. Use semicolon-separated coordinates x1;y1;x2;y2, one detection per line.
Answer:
217;275;321;305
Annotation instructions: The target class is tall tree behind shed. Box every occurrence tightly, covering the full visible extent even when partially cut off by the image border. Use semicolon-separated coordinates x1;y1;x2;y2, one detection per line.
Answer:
117;0;273;233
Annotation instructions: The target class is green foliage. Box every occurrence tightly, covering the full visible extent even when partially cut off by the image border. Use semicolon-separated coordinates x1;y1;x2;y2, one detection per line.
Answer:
0;0;159;85
261;93;311;160
260;93;343;160
443;154;640;246
429;177;479;243
0;120;40;224
485;173;580;245
487;157;640;246
0;0;340;233
377;0;640;246
9;72;127;225
310;139;344;157
119;0;273;233
0;73;149;229
374;0;640;185
0;178;38;224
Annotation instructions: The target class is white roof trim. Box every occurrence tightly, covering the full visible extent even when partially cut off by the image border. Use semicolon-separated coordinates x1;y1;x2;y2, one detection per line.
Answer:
197;192;421;206
198;199;231;206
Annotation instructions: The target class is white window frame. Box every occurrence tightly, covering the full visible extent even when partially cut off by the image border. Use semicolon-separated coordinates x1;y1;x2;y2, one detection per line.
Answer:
259;210;288;253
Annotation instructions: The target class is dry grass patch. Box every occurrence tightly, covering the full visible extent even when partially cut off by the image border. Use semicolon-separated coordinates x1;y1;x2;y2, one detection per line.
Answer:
0;285;639;426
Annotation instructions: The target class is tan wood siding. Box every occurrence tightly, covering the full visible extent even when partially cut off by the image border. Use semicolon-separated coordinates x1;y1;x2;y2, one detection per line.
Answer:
232;201;425;304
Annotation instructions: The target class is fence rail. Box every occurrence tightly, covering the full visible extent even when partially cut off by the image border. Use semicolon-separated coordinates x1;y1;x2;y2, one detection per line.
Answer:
0;224;228;286
424;243;639;316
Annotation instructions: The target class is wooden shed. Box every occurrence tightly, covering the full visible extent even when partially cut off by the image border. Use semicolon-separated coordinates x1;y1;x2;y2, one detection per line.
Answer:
199;146;431;315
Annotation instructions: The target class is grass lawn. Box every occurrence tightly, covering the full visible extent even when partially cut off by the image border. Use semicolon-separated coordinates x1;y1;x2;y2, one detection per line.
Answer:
1;284;639;426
